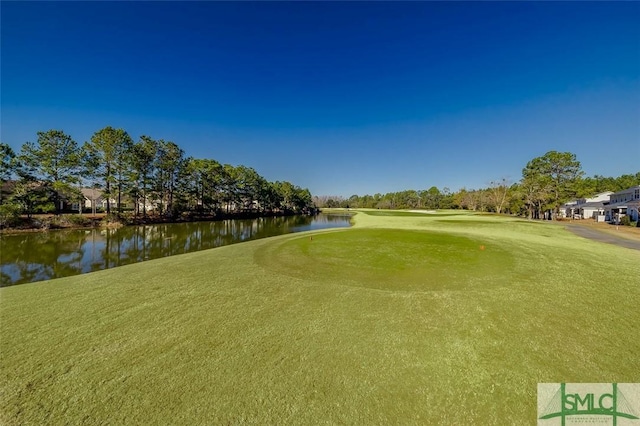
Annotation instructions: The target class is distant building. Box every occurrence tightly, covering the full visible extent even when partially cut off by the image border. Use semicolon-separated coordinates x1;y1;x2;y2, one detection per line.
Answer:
604;186;640;223
74;188;107;213
70;188;124;213
562;191;612;219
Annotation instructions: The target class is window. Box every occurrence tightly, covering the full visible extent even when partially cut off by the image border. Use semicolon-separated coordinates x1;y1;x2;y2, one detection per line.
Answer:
635;189;639;200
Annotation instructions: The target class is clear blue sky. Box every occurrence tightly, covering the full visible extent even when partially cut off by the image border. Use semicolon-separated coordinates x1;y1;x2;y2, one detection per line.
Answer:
2;1;639;197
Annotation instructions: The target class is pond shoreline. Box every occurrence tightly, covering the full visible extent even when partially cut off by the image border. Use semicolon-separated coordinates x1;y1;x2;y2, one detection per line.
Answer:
0;209;321;235
0;212;351;286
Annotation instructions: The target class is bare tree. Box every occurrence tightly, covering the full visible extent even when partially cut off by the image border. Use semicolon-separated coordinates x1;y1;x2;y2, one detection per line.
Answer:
488;178;511;214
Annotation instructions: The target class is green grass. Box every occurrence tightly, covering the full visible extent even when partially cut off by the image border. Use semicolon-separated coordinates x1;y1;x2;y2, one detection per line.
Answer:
353;209;469;218
1;211;639;424
256;229;514;292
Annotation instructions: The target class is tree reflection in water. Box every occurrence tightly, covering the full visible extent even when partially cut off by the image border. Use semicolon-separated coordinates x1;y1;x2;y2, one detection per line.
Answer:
0;213;351;286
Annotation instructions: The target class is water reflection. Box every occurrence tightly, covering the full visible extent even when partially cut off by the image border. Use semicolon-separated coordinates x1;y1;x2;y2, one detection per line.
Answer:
0;213;352;286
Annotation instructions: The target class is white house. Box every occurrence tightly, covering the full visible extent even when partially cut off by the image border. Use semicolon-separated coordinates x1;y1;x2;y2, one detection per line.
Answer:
561;200;578;218
562;191;612;219
604;186;640;223
137;198;159;213
70;188;118;213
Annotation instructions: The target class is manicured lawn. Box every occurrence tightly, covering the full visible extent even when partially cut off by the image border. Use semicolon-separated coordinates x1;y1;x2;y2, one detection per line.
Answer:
1;211;639;424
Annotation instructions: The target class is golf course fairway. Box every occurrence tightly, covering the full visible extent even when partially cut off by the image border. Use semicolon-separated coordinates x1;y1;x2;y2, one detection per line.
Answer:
1;211;639;424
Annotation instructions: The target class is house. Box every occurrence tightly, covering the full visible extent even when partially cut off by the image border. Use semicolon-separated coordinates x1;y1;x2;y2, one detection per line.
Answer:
562;191;612;219
604;186;640;223
72;187;161;214
69;188;120;213
561;200;578;218
73;188;104;213
137;198;160;213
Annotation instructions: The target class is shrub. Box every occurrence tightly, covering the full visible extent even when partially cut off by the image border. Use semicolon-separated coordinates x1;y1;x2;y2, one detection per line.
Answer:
64;214;92;226
0;202;23;228
34;218;51;230
104;213;132;227
620;215;631;226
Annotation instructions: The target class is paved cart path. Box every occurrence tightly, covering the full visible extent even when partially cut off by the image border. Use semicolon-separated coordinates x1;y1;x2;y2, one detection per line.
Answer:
566;224;640;251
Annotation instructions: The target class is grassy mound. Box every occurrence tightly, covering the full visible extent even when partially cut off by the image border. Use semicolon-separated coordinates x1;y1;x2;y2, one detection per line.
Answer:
1;211;639;424
256;229;513;291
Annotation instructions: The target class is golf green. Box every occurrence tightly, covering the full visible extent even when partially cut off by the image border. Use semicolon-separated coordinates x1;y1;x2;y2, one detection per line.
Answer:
256;229;513;291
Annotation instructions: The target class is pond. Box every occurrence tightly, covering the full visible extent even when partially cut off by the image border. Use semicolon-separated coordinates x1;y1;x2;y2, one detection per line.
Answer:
0;213;352;286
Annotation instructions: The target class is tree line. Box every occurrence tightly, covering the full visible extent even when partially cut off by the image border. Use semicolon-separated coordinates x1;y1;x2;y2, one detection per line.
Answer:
3;138;638;226
0;128;314;224
314;151;640;220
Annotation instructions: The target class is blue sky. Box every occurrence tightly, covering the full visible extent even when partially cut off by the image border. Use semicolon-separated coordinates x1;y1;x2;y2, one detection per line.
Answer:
2;2;639;197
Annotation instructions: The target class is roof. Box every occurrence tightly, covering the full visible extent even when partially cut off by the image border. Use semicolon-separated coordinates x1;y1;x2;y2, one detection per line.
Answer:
593;191;614;197
606;199;640;209
579;201;607;208
80;187;104;200
583;191;614;202
610;186;640;196
1;180;17;193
